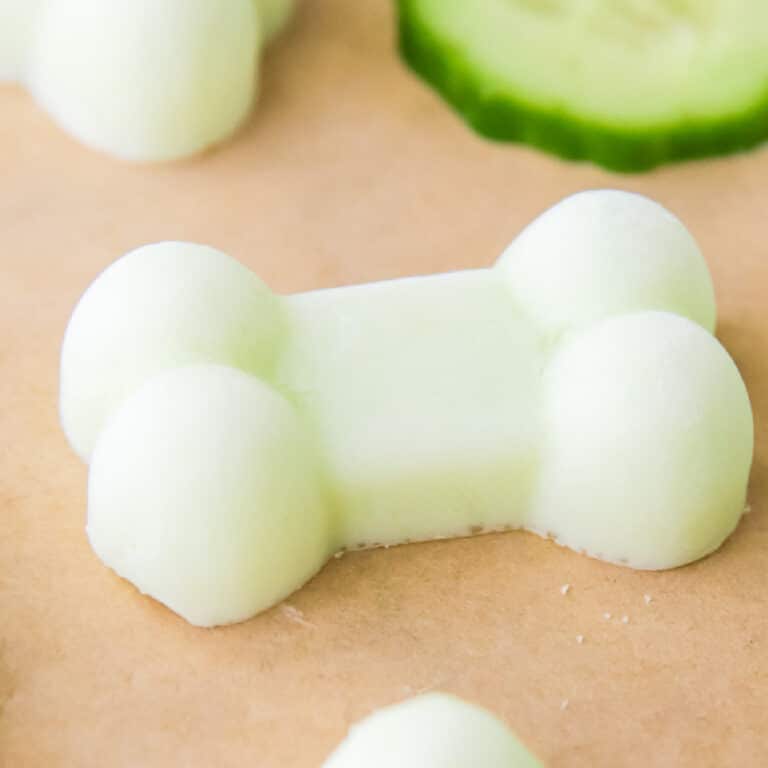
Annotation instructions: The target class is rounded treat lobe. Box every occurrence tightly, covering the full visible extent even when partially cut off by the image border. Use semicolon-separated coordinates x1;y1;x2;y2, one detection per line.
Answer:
529;311;753;569
60;242;282;462
88;364;331;627
28;0;260;161
496;190;716;338
322;693;542;768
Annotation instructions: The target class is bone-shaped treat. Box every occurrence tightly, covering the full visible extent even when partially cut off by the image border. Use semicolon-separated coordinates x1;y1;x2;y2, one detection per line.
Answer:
321;693;542;767
1;0;294;160
60;190;754;627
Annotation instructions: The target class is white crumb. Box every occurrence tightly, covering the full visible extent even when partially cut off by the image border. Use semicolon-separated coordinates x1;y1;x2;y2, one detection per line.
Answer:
333;550;345;559
744;503;752;515
621;615;629;624
560;699;569;711
576;634;584;644
281;604;315;628
643;594;652;605
603;612;612;620
560;583;571;596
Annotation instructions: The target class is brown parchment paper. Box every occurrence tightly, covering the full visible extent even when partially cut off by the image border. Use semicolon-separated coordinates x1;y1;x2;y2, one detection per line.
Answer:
1;2;767;766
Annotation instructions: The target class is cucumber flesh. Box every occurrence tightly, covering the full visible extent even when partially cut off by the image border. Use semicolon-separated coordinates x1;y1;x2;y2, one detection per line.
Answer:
398;0;768;171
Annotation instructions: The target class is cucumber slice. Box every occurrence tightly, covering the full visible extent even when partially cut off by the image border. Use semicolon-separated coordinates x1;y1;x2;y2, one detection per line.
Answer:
398;0;768;171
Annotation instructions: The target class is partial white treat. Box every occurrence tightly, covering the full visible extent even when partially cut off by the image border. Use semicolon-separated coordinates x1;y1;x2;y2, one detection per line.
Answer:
643;594;652;605
88;364;331;627
60;242;282;462
497;190;716;338
322;693;542;767
28;0;260;161
0;0;45;81
528;311;753;569
255;0;296;43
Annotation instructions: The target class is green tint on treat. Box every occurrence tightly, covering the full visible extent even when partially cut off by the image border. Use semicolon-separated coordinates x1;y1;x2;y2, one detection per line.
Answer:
496;190;716;338
322;693;543;768
60;242;283;462
29;0;260;161
397;0;768;171
1;0;296;160
88;364;331;627
60;190;754;627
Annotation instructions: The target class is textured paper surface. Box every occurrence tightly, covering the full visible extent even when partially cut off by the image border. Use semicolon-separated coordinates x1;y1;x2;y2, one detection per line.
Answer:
1;2;767;765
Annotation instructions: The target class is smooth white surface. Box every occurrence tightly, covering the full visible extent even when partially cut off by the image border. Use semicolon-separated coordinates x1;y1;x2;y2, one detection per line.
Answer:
88;364;331;627
322;693;542;767
28;0;260;161
497;190;716;338
0;0;297;159
61;191;754;626
278;270;545;548
60;242;282;462
528;310;753;569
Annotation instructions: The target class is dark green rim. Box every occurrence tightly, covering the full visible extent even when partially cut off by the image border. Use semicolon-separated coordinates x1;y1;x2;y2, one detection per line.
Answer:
397;0;768;173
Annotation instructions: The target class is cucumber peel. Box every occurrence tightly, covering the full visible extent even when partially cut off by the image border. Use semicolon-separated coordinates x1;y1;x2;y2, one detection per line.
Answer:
397;0;768;171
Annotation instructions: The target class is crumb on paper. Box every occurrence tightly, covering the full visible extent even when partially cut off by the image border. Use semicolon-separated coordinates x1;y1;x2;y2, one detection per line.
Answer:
643;594;652;605
560;583;571;596
560;699;569;711
621;615;629;624
603;612;611;620
576;634;584;644
281;604;315;628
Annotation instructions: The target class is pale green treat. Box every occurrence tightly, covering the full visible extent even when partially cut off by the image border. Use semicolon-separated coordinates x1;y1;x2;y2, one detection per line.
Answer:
322;693;542;768
0;0;297;161
0;0;44;81
28;0;260;161
61;190;754;626
529;311;752;569
497;190;716;338
88;364;331;627
60;242;282;462
398;0;768;171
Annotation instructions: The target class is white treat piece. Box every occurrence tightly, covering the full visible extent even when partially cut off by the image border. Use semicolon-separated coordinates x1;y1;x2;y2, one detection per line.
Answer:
528;311;752;569
60;242;282;462
0;0;45;81
0;0;297;159
27;0;259;161
497;190;716;338
88;364;330;627
322;693;542;768
60;190;754;626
